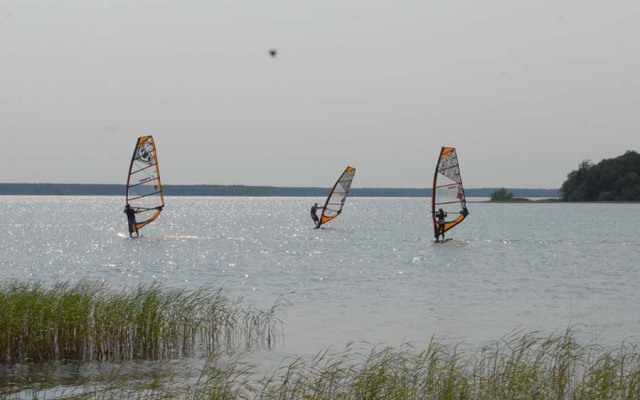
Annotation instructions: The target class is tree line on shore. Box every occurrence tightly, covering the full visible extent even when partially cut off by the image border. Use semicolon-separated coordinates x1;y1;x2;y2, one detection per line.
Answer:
489;150;639;202
559;150;640;201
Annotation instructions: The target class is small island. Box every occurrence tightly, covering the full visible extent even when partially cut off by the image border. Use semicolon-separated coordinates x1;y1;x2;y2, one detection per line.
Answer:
487;188;556;203
488;188;527;202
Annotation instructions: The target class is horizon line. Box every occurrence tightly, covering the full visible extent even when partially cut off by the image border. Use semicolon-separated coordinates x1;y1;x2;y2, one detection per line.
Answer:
0;182;561;190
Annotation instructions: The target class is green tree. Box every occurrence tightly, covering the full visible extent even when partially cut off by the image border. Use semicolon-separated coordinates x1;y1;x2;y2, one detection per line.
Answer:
560;151;640;201
560;160;594;201
490;188;514;201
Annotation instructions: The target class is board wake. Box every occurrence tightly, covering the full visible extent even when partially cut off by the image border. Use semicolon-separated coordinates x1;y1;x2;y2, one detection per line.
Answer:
117;232;143;239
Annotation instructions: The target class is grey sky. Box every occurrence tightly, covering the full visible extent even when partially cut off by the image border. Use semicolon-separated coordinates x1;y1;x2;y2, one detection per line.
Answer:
1;1;638;189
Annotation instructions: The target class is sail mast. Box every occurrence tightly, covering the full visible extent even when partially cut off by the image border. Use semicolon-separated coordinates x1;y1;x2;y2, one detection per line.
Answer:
431;147;446;237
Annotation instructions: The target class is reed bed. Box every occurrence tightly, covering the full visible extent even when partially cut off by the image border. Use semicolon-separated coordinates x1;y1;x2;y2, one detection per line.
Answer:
15;328;640;400
251;329;640;400
2;290;639;400
0;281;284;364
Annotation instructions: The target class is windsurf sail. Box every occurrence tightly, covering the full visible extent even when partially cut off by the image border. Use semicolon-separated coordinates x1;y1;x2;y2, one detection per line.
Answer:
125;135;165;231
319;166;356;227
431;147;468;239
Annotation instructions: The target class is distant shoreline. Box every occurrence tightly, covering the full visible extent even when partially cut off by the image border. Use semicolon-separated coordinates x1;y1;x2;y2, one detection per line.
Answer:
0;183;559;198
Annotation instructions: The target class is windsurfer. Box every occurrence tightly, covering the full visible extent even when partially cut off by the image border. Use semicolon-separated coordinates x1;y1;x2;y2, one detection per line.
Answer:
124;204;139;238
435;208;447;241
310;203;323;228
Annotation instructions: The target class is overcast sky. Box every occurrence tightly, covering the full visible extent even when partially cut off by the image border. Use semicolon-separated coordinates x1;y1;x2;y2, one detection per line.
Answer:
1;1;638;189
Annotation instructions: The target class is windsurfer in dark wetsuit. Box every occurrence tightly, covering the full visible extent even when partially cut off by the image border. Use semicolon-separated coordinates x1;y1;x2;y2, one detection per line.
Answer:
124;204;139;238
435;208;447;241
310;203;323;228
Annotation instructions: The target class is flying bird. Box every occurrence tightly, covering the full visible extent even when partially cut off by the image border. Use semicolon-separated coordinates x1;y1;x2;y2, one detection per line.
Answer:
269;49;277;58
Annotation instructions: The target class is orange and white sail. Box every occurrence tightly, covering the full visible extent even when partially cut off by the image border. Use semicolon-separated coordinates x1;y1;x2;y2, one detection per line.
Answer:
125;135;165;230
319;166;356;227
431;147;468;239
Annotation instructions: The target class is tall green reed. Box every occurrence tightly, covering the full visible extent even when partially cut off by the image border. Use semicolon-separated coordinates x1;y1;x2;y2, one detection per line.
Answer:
251;329;639;400
0;281;284;364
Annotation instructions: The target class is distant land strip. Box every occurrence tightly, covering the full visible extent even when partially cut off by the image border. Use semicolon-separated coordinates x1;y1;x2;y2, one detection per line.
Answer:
0;183;559;198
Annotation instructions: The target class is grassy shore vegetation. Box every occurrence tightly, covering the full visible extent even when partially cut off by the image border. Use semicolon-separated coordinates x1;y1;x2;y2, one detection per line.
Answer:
0;281;284;365
3;328;640;399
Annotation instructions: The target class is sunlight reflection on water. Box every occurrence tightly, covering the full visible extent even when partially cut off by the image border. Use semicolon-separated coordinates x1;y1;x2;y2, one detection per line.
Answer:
1;196;640;362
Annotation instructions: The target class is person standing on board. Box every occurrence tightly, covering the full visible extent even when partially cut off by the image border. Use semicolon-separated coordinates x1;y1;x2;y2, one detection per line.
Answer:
310;203;323;228
124;204;139;238
435;208;447;241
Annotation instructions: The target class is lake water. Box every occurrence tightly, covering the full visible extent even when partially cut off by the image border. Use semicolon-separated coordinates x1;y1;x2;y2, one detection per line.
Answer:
1;196;639;367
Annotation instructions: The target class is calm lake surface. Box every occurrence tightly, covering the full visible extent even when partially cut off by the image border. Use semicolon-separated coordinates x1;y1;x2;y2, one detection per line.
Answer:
1;196;639;365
